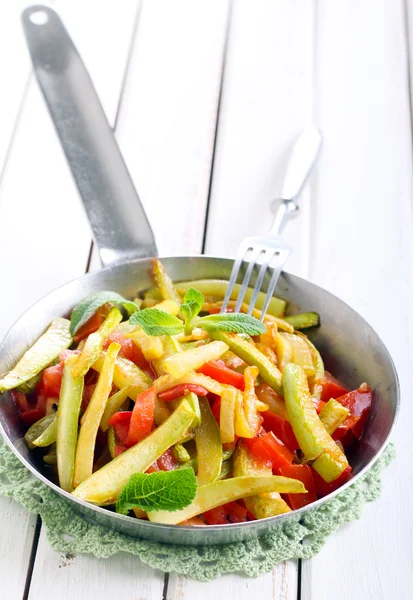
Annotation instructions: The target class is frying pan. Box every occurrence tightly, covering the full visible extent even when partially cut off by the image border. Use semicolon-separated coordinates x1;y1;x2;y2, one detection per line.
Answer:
0;6;399;545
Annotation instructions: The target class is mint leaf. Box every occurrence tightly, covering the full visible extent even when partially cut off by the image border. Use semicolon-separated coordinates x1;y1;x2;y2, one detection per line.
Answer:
116;468;197;514
130;308;184;336
196;313;266;336
181;287;204;333
70;291;139;336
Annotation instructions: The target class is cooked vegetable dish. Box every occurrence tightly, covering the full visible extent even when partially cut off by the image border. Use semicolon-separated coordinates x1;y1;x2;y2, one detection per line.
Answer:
0;259;372;525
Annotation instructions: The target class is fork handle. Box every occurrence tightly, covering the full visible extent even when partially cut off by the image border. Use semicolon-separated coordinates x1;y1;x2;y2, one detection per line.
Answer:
270;126;322;237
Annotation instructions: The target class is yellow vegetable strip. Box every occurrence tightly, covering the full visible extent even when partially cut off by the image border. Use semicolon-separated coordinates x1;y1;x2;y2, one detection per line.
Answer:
153;258;182;304
126;328;164;360
152;299;180;315
148;475;306;524
100;385;136;431
319;398;349;435
195;397;222;485
233;441;291;518
163;340;229;379
72;307;122;378
56;355;84;492
235;389;254;438
73;343;120;487
220;387;237;444
242;365;261;437
154;371;224;396
72;399;195;505
92;354;152;394
0;318;72;392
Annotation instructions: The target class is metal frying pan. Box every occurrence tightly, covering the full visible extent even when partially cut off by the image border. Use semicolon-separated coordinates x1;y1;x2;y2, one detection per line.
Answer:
0;5;399;545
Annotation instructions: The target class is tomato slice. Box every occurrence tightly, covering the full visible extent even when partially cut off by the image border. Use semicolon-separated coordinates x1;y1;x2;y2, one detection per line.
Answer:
157;448;179;471
198;360;245;390
108;411;132;446
126;387;156;446
277;464;318;509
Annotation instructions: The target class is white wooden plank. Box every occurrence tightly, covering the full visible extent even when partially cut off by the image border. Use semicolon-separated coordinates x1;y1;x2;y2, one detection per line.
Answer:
181;0;313;597
204;0;315;278
302;1;413;599
167;564;297;600
28;549;165;600
115;0;231;256
0;1;148;597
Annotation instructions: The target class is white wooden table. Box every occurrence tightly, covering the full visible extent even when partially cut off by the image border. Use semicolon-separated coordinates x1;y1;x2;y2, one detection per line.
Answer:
1;1;412;598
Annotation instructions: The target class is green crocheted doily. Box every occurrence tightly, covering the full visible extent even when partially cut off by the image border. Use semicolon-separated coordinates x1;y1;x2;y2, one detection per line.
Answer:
0;436;394;581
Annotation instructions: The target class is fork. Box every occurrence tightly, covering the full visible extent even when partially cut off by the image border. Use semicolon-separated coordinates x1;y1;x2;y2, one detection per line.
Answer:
221;126;322;320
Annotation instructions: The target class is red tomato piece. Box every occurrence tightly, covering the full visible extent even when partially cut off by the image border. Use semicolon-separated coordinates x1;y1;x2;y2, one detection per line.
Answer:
335;386;372;439
108;411;132;446
312;397;326;414
261;411;300;451
158;384;209;402
224;502;248;523
19;408;45;426
312;465;352;497
126;387;156;446
103;332;155;377
332;414;360;441
39;363;63;398
277;464;318;509
11;390;30;413
197;360;245;390
203;505;227;525
248;431;294;471
157;448;179;471
319;371;350;403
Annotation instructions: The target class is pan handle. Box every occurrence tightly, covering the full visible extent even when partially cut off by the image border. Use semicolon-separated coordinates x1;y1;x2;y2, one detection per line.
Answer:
21;5;158;267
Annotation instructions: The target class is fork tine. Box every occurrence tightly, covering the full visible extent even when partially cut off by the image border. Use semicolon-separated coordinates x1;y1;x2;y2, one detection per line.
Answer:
247;248;276;315
259;256;284;321
234;246;263;313
221;245;249;312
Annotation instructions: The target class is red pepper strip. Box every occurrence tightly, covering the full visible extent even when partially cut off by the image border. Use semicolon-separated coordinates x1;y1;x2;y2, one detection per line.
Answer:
126;387;156;446
203;505;227;525
332;414;360;441
207;307;234;314
108;411;132;446
103;332;156;378
225;502;248;523
73;305;110;343
197;360;245;390
319;371;349;403
114;445;128;457
312;398;326;414
158;383;209;402
277;464;318;509
261;411;300;451
247;431;294;471
11;390;30;413
335;387;372;439
39;363;63;398
19;408;46;426
312;465;352;497
211;396;221;425
157;448;179;471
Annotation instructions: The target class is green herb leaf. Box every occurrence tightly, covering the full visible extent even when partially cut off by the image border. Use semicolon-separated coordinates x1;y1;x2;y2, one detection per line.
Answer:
130;308;184;336
180;287;204;332
116;468;197;514
70;291;139;336
196;313;266;336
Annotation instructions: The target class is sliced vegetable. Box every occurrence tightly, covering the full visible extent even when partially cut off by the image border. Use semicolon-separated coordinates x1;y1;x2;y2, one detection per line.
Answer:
32;416;57;447
162;341;229;379
92;353;152;394
335;385;372;439
198;360;245;390
72;307;123;378
155;372;224;396
24;414;56;449
319;372;349;402
126;328;164;360
147;474;306;524
283;363;348;481
107;411;131;446
172;443;191;463
283;312;320;329
319;398;349;435
256;384;288;419
261;411;300;451
152;299;181;315
69;291;138;337
126;387;156;446
72;399;195;504
100;386;135;431
247;431;294;470
277;464;317;509
103;332;153;374
73;343;120;487
233;441;291;518
56;354;85;492
280;333;315;376
312;465;352;497
158;383;209;402
195;397;223;484
153;258;182;304
168;391;201;428
242;366;261;437
220;387;237;444
209;331;283;394
0;318;72;392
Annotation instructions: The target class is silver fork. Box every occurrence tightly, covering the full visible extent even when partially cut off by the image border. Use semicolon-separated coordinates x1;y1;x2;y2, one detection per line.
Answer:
221;127;322;320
